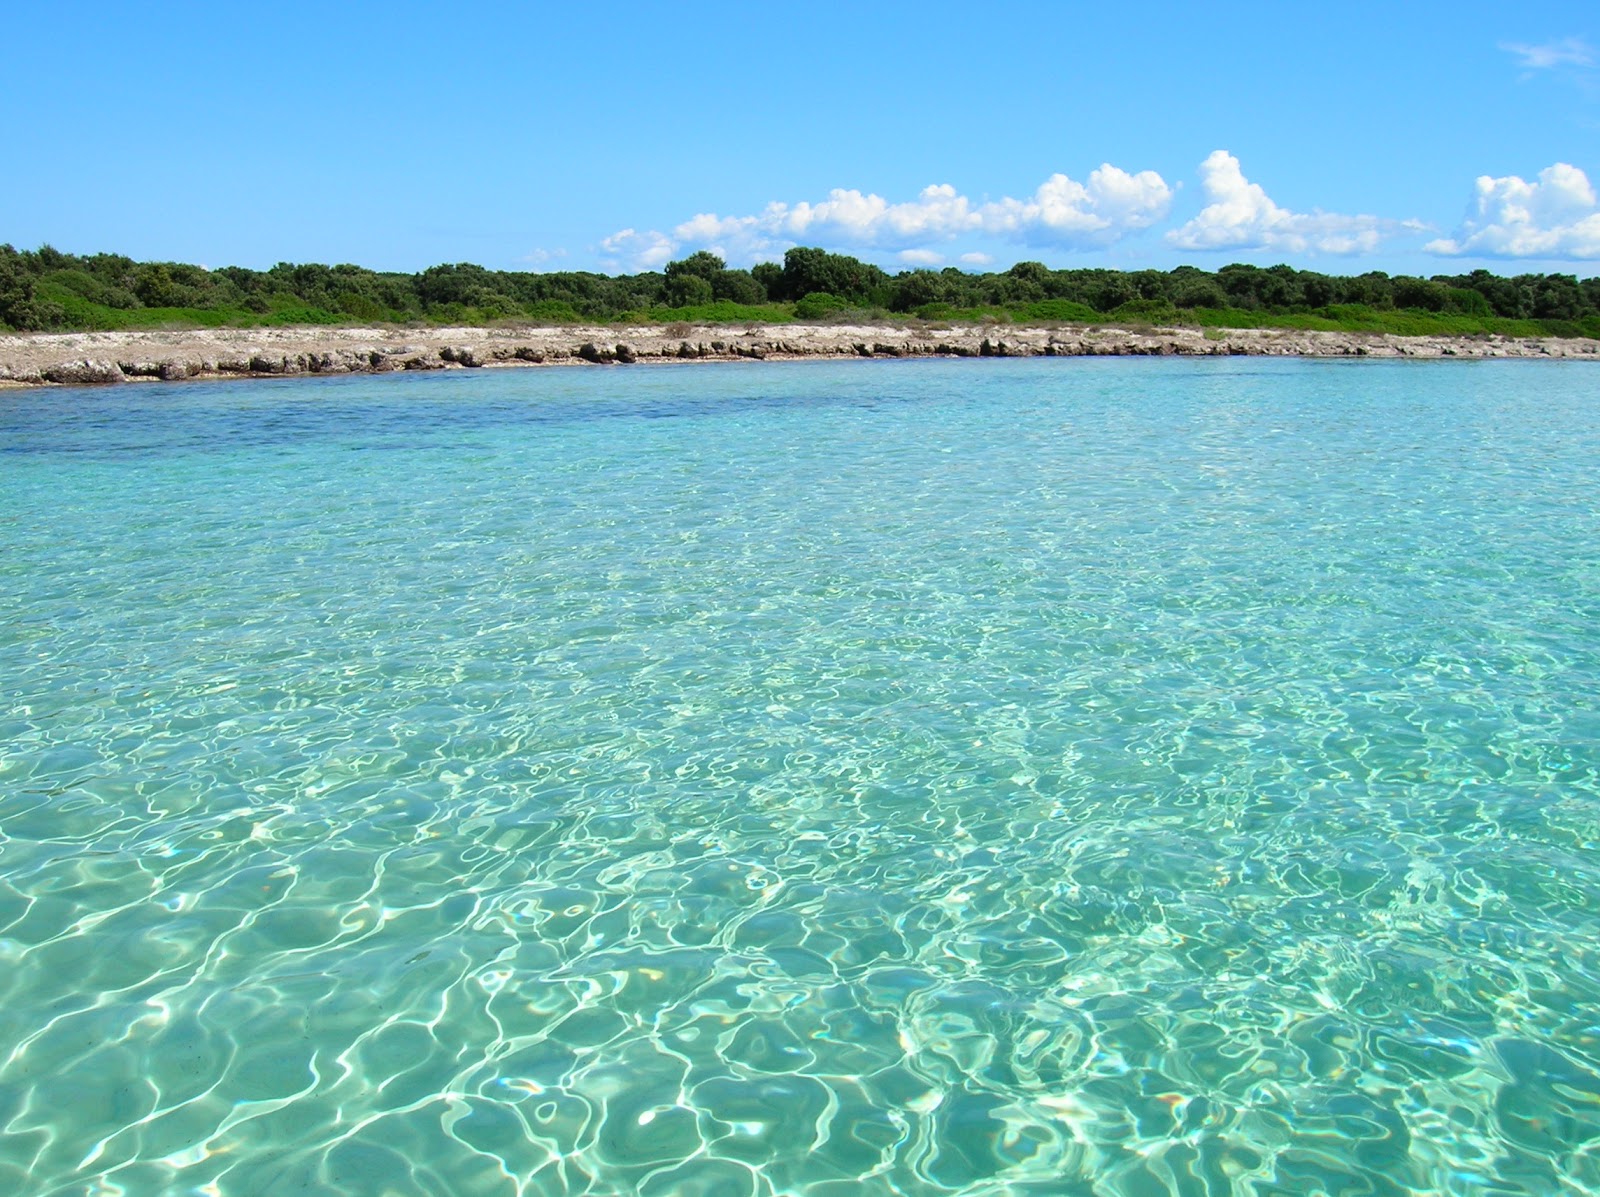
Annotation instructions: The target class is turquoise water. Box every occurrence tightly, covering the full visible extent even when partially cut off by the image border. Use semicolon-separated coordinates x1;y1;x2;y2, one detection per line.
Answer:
3;357;1599;1196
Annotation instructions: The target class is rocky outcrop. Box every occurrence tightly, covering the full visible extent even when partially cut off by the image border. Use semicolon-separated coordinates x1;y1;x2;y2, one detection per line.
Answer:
248;353;300;375
40;359;124;384
2;323;1596;388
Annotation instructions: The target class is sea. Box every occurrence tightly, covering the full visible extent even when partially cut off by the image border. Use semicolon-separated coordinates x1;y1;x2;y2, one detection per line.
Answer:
3;356;1599;1196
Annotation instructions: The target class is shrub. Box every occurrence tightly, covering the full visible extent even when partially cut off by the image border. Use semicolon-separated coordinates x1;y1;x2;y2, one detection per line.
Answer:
1109;298;1180;323
7;298;69;330
524;299;583;324
657;300;792;325
1013;299;1100;324
335;291;387;321
794;292;849;320
664;274;713;307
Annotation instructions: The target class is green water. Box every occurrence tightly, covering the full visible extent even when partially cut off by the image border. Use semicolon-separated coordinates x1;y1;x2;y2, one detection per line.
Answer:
2;358;1599;1195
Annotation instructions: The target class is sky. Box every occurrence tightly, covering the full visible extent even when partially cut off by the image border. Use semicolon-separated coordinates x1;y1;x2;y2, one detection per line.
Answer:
5;0;1597;278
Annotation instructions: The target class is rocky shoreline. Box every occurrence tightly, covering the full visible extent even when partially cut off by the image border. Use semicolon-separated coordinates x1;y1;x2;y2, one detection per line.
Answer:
3;322;1597;387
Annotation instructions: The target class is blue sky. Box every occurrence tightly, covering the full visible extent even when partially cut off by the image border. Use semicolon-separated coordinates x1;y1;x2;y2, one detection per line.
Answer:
5;0;1597;277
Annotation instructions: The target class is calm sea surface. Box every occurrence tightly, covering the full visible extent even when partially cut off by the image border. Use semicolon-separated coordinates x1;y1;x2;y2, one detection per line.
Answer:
3;358;1599;1196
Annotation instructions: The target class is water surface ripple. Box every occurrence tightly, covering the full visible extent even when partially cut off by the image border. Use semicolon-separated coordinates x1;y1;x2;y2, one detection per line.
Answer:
3;359;1599;1195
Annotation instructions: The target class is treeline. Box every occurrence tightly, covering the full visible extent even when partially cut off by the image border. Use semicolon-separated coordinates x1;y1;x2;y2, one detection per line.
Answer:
3;242;1598;338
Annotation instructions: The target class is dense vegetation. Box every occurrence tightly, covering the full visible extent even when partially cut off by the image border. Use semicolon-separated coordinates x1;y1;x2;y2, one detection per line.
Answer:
3;243;1598;339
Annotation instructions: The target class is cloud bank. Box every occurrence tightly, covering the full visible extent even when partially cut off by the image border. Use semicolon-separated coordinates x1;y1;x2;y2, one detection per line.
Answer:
598;228;676;270
600;164;1174;269
1426;163;1600;258
596;151;1600;271
1165;151;1404;254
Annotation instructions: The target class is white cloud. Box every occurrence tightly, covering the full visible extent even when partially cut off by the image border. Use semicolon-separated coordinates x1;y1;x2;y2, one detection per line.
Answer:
978;165;1173;245
1501;36;1594;70
598;228;676;271
959;252;994;266
600;163;1173;269
1425;163;1600;258
1166;150;1397;254
898;248;944;266
520;247;567;268
785;183;981;245
653;187;982;265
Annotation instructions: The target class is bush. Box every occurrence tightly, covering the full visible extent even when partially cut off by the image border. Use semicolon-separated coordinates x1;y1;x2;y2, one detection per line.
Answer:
1391;277;1447;312
1109;298;1180;323
1013;299;1100;324
657;300;792;325
335;291;388;321
664;274;713;307
524;299;583;324
45;269;140;310
134;263;198;309
2;243;1595;340
7;297;69;330
889;270;949;312
794;292;849;320
1443;287;1491;317
712;269;766;306
777;248;887;303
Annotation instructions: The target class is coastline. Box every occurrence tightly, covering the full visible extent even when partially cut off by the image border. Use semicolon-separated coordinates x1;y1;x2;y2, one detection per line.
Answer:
2;321;1598;388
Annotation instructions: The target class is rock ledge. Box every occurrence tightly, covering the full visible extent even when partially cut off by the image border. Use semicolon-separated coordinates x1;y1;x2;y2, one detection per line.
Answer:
3;323;1596;388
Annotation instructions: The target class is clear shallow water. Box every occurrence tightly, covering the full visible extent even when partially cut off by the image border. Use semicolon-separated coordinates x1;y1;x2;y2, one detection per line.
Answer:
2;357;1599;1196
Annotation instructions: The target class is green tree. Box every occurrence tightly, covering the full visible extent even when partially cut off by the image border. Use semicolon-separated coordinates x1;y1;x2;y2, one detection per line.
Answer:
0;244;37;329
1004;261;1048;302
1170;276;1228;309
1091;274;1136;312
413;263;494;308
1392;276;1446;312
134;263;192;308
888;269;950;312
664;251;725;284
711;270;765;305
775;247;886;303
750;261;782;300
1345;272;1394;309
1531;274;1585;320
1442;287;1491;316
664;274;714;307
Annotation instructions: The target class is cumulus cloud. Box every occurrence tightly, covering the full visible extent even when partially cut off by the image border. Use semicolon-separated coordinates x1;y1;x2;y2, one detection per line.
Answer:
1500;36;1594;70
959;252;994;266
1166;151;1400;254
598;228;675;270
787;183;980;244
1425;163;1600;258
977;165;1173;245
898;248;944;266
520;247;567;268
599;164;1173;269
